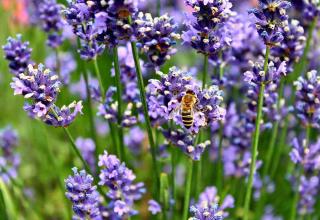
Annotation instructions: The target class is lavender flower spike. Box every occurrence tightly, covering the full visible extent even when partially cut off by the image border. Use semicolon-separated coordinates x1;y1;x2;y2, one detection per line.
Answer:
2;34;32;76
249;0;291;46
65;167;102;220
134;12;180;67
294;70;320;128
98;151;145;218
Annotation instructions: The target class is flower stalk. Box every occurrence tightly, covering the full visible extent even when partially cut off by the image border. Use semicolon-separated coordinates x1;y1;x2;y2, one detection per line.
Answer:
182;158;194;220
243;46;270;220
129;18;160;196
113;46;125;161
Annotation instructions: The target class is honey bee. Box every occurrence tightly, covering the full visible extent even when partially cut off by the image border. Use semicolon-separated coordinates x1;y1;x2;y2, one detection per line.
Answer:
180;90;198;129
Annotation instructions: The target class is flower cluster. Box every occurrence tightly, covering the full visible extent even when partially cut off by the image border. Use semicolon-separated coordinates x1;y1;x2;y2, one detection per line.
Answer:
182;0;234;58
190;186;234;219
294;70;320;128
64;0;105;60
65;168;101;219
147;67;225;133
290;138;320;174
271;19;306;71
10;64;83;127
134;12;180;67
249;0;291;46
76;137;96;173
244;60;287;86
0;126;20;183
38;0;64;48
2;35;32;76
162;128;210;160
98;151;145;218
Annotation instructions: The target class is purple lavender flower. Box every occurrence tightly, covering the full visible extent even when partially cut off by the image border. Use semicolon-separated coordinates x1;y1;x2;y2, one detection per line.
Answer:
182;0;234;58
262;206;283;220
271;19;306;71
0;127;20;183
298;175;319;215
302;0;320;22
290;138;320;174
244;60;287;86
10;64;83;127
134;12;180;67
98;151;145;218
162;128;210;160
124;127;146;155
76;137;96;172
148;200;162;215
45;52;77;85
190;186;234;219
98;87;138;127
294;70;320;128
65;167;102;219
38;0;64;48
64;1;105;60
249;0;291;46
147;67;225;133
2;34;32;76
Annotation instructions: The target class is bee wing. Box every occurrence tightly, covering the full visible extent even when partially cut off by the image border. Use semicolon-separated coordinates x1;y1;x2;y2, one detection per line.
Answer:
168;102;181;120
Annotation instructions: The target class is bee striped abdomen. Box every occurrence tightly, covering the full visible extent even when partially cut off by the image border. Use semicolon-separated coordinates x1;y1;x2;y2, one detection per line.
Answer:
182;111;194;129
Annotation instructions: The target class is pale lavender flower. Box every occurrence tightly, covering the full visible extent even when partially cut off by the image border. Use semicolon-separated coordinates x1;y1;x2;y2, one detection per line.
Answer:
124;127;146;155
148;200;162;215
262;206;283;220
298;175;319;215
45;52;77;85
0;127;20;183
76;137;96;172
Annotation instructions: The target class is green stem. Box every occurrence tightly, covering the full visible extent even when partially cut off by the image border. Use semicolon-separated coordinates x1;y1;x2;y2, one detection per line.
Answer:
182;159;194;220
290;125;311;220
157;0;161;17
130;30;160;196
113;46;125;161
243;46;270;220
93;58;105;100
202;55;208;89
217;122;224;192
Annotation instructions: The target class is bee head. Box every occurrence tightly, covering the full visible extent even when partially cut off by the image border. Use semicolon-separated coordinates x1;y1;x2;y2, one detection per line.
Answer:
186;90;195;95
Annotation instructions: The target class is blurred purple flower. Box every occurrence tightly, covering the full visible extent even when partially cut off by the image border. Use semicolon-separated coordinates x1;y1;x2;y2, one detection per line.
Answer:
148;200;162;215
294;70;320;128
298;175;319;215
45;52;77;85
38;0;64;48
124;127;146;155
76;137;96;173
2;34;32;76
0;126;20;183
